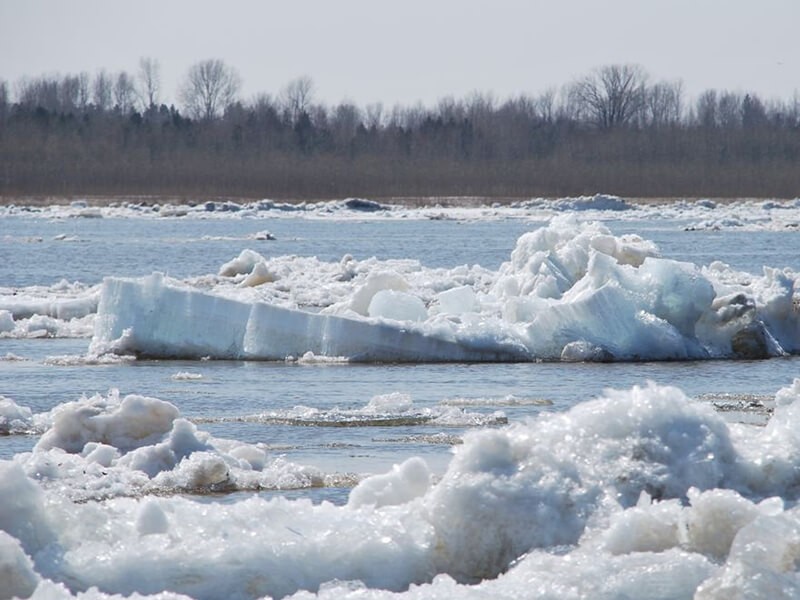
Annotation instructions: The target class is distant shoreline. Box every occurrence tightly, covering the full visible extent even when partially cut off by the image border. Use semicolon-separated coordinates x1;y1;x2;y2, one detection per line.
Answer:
0;195;787;208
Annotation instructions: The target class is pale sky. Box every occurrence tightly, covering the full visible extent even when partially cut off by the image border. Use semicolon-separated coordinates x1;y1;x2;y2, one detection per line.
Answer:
1;0;798;109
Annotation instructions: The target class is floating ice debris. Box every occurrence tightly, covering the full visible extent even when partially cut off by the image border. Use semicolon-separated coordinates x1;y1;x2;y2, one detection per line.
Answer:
171;371;204;381
218;248;266;277
0;396;35;435
439;395;553;407
251;230;276;240
201;393;507;428
0;283;99;339
0;282;99;320
535;193;635;212
90;217;800;362
343;197;387;212
6;390;339;502
0;195;795;226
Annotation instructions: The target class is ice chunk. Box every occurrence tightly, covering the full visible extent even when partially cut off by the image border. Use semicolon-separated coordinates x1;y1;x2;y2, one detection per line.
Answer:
348;457;432;508
218;249;266;277
549;194;634;212
83;442;118;467
36;391;179;454
89;218;800;362
0;396;34;434
238;261;276;287
696;511;800;598
368;290;428;322
343;197;386;212
590;232;659;267
680;488;765;560
365;392;415;413
560;340;614;362
432;286;479;315
596;492;683;555
150;450;231;489
12;382;800;597
119;418;210;478
349;271;409;316
92;273;529;362
639;257;715;337
11;390;340;502
0;531;39;600
424;382;736;581
0;462;56;555
91;273;254;359
0;280;99;321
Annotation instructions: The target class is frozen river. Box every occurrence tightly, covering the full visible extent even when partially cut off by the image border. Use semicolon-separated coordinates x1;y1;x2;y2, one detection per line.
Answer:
2;196;800;599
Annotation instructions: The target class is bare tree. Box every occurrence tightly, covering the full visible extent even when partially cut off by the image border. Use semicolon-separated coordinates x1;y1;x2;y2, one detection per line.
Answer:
365;102;384;129
17;76;59;111
534;88;557;122
179;59;241;121
570;64;648;128
0;79;8;122
59;75;81;113
113;71;137;113
791;92;800;126
741;93;767;128
717;91;742;129
249;92;279;120
644;80;684;127
465;91;495;125
93;70;113;111
437;96;464;121
330;101;361;146
696;90;717;127
280;76;314;123
558;85;584;121
137;57;161;109
77;72;91;110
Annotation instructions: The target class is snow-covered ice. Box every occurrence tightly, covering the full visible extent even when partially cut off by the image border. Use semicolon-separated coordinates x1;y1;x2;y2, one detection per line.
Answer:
0;281;99;339
4;381;800;598
2;194;799;230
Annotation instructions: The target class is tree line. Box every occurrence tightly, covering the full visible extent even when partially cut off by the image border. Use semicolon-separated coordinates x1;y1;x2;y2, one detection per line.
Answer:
1;59;799;201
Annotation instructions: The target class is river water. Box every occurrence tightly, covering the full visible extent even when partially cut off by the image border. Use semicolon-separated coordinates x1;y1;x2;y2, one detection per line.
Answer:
2;209;798;477
5;201;800;598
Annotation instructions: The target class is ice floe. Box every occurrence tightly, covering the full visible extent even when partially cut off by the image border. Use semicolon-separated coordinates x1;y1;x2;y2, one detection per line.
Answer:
88;217;800;362
2;195;800;230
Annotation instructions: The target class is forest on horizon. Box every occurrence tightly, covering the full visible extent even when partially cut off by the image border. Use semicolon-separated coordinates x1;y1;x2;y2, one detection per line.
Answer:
1;59;799;201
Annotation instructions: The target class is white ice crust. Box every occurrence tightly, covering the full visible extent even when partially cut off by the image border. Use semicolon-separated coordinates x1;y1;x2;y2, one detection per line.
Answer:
2;195;799;232
3;380;800;598
89;217;800;362
0;281;98;339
